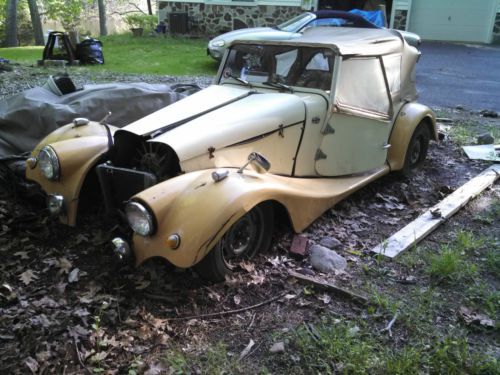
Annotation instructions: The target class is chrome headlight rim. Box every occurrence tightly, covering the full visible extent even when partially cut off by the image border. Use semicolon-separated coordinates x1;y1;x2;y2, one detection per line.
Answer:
125;201;156;237
38;146;60;181
210;39;225;48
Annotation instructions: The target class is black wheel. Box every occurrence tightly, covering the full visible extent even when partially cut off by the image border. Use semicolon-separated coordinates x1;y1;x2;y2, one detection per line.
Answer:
402;123;430;176
195;202;274;282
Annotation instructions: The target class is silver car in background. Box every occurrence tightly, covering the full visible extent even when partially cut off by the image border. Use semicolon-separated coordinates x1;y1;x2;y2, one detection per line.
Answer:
207;10;421;61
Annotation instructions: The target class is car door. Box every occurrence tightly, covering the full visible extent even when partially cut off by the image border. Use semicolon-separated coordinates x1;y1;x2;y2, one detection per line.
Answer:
315;56;394;176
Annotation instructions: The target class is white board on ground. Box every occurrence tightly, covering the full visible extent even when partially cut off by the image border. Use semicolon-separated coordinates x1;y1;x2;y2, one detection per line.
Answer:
371;164;500;258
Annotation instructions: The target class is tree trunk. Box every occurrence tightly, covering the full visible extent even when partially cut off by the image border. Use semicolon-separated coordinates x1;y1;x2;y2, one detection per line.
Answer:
97;0;108;36
146;0;152;15
5;0;18;47
27;0;44;46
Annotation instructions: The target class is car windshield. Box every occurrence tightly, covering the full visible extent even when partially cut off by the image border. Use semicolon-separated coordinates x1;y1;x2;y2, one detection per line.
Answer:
220;43;335;92
277;13;315;32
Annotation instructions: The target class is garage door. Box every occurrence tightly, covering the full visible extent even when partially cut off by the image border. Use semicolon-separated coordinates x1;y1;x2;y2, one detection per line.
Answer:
408;0;496;43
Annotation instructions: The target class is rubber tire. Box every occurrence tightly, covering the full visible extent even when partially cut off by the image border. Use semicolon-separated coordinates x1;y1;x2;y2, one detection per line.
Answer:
402;123;430;176
195;202;274;282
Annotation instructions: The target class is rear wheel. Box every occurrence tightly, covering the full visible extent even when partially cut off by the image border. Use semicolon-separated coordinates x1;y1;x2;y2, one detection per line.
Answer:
195;202;274;282
402;123;430;176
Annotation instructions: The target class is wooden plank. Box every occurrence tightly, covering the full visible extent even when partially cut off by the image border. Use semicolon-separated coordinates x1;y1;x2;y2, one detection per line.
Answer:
371;164;500;258
288;270;369;306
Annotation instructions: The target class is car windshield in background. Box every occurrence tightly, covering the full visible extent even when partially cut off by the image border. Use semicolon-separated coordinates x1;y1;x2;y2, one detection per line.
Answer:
220;44;335;91
277;13;315;32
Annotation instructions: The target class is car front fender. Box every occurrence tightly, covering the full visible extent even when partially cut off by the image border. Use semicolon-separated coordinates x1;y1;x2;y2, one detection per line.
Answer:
387;102;437;171
131;165;390;268
26;135;111;225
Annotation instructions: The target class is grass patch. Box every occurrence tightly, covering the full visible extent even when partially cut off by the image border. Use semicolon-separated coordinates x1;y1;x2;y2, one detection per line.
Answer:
425;230;484;283
272;318;498;374
427;245;477;282
0;34;219;76
163;342;243;374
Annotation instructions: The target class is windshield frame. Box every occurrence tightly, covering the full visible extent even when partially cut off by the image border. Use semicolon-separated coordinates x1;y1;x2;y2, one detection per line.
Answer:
217;43;336;93
277;12;315;32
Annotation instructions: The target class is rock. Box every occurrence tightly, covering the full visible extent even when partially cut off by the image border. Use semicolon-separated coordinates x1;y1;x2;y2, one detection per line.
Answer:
319;236;342;249
309;245;347;274
269;342;285;353
455;105;465;110
479;110;498;118
477;133;495;145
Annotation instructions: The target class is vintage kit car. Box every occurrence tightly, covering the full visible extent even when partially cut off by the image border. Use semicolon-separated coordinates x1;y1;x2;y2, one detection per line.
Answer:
26;27;436;281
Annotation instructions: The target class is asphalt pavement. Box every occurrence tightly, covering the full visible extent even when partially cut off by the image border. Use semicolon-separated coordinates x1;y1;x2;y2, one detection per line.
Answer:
416;41;500;112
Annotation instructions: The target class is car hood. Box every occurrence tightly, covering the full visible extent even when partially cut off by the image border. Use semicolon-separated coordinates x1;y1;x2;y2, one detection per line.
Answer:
119;85;306;162
210;27;297;44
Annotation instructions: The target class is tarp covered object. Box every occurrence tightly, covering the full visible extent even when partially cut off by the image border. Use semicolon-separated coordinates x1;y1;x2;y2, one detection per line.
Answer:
0;82;201;157
349;9;385;27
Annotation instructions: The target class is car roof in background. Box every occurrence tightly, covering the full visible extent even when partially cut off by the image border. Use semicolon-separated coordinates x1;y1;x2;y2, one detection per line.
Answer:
312;10;380;29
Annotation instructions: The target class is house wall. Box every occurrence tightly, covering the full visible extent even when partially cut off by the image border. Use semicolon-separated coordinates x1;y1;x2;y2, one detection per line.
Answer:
158;1;304;36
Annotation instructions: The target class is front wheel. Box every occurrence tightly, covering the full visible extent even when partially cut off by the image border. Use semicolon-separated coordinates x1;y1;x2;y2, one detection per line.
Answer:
402;123;431;176
195;202;274;282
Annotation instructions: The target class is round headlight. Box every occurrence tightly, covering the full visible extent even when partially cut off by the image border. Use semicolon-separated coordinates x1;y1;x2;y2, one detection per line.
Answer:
211;40;225;48
38;146;60;180
125;201;155;236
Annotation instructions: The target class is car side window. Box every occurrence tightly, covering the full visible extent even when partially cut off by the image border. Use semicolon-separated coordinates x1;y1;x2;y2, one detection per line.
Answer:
294;51;333;91
335;57;391;118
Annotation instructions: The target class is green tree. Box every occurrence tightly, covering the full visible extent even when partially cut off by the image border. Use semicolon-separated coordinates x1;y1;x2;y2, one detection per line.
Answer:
43;0;88;32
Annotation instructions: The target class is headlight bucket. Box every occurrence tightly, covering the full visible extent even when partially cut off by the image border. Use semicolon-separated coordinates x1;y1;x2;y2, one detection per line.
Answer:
125;201;155;236
38;146;60;180
211;40;225;48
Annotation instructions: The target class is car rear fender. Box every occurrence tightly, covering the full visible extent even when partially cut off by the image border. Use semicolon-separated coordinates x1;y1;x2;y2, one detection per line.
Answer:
25;135;111;226
387;102;437;171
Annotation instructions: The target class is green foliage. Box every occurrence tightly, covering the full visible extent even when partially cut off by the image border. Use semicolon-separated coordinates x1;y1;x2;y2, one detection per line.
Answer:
124;13;157;30
43;0;90;31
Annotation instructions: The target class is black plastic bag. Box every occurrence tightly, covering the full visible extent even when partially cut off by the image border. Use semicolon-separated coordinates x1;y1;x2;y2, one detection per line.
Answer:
76;38;104;65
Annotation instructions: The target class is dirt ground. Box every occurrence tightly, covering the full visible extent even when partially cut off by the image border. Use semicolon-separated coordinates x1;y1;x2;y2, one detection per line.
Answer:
0;68;499;374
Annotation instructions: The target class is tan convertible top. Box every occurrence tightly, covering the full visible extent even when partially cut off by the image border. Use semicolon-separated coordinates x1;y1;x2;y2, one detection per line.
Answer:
233;26;410;57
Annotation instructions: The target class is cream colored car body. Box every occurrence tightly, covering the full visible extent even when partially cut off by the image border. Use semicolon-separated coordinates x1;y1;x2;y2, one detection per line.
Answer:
26;27;436;269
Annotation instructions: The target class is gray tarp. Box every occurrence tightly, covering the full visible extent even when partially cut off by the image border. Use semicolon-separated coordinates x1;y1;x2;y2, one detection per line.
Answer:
0;82;201;157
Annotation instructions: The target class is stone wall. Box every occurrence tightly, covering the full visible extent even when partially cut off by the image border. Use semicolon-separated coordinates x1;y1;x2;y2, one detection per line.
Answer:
159;2;303;36
391;9;407;31
493;12;500;43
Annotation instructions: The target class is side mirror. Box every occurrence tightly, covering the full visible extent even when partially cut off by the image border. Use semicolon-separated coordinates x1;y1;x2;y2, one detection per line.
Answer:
238;152;271;174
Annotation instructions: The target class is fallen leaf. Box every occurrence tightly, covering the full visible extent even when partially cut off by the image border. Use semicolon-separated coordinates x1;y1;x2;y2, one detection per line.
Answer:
318;294;331;304
25;357;39;373
68;268;80;283
19;270;38;285
90;351;108;363
57;257;72;274
145;362;168;375
233;295;241;305
459;306;495;328
239;261;255;273
14;251;29;259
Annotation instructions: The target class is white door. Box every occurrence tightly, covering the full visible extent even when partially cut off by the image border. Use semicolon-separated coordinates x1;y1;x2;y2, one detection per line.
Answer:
315;57;393;176
409;0;496;43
